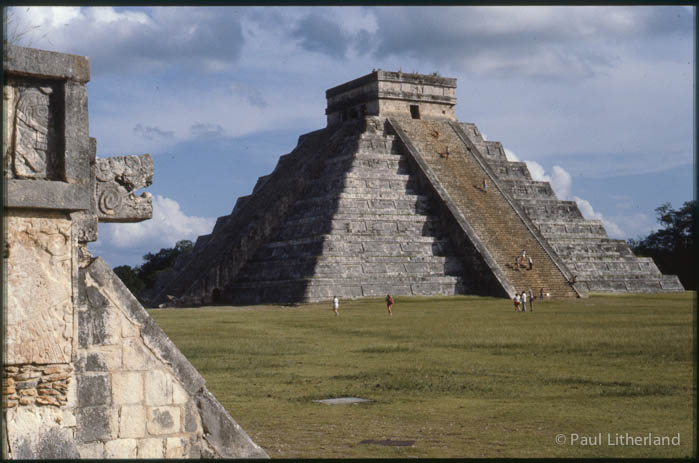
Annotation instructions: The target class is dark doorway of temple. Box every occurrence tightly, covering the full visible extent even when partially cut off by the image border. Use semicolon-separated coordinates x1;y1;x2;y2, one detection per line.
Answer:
410;105;420;119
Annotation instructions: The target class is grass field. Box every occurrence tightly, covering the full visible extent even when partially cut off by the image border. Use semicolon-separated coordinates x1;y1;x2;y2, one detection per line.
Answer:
149;292;696;458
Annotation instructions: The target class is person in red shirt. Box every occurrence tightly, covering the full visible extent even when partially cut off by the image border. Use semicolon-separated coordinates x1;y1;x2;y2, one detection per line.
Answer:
386;294;394;316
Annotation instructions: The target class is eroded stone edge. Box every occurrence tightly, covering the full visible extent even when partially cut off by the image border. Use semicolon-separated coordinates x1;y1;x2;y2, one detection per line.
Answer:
85;257;269;458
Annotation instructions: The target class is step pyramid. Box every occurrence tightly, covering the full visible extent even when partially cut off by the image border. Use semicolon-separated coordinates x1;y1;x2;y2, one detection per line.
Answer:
153;70;682;306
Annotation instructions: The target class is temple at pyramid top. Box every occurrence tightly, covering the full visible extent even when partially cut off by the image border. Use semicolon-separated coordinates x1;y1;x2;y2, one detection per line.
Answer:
325;70;457;125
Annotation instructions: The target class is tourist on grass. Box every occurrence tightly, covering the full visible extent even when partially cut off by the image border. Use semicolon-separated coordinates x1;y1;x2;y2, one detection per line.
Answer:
333;295;339;316
514;293;521;311
529;288;534;312
540;287;544;301
386;294;394;316
521;290;527;312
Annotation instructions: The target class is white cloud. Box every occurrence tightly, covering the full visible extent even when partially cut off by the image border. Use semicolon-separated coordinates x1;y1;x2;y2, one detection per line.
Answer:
522;161;571;200
371;6;693;79
524;160;548;181
504;148;519;162
574;196;625;238
550;166;573;200
101;195;214;250
10;7;244;75
508;152;624;237
608;212;658;240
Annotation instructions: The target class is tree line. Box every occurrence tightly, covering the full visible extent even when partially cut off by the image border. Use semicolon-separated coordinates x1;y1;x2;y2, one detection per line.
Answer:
628;200;695;290
113;239;193;303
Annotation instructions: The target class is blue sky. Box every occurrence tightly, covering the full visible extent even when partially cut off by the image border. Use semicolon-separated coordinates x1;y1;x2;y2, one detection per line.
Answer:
9;6;695;269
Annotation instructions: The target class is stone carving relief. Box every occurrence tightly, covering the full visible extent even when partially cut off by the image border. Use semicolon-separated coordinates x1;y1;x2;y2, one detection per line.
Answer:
5;211;73;364
5;80;60;180
95;154;154;222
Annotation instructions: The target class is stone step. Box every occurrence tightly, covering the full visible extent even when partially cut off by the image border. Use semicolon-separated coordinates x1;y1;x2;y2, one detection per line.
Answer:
282;213;437;227
303;175;418;196
551;242;636;259
583;276;682;293
568;258;662;276
541;231;610;240
502;180;557;200
323;154;408;172
238;259;464;281
356;135;401;154
521;203;585;222
231;273;464;288
241;254;461;266
256;238;455;261
271;222;447;242
478;160;532;181
287;196;432;219
458;122;487;144
343;170;412;181
227;276;467;303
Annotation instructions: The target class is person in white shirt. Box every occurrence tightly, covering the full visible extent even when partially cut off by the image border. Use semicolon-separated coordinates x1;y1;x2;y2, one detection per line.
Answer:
332;296;339;316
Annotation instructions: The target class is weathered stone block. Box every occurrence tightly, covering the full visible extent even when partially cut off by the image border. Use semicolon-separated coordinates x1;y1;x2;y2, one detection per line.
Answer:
184;401;200;433
78;374;111;407
172;380;189;405
195;389;268;458
137;438;164;458
95;154;153;222
166;437;187;458
122;337;158;371
118;405;146;438
145;369;173;406
105;438;138;458
146;406;180;435
5;212;73;365
77;441;105;458
80;286;119;347
112;371;143;405
76;406;113;442
5;407;79;459
121;316;139;338
76;351;105;372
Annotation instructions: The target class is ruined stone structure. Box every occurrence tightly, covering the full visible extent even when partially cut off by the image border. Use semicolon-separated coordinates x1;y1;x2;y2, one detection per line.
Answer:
154;70;682;307
2;45;267;459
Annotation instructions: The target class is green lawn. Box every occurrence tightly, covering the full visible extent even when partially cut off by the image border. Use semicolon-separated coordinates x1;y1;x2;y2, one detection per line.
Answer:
149;292;696;458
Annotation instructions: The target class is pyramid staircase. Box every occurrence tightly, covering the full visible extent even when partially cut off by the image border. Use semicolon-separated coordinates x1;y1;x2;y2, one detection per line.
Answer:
389;118;581;298
455;122;684;293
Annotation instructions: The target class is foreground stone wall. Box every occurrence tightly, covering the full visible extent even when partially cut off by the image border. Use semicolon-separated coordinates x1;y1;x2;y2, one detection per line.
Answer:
3;45;266;459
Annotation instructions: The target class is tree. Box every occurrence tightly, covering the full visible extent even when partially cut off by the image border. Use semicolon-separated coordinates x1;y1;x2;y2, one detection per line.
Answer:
4;8;44;46
629;200;696;290
113;265;145;296
137;240;193;289
112;240;194;303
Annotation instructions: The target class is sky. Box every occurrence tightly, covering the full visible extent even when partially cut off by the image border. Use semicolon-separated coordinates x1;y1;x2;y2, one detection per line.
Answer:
7;5;695;269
